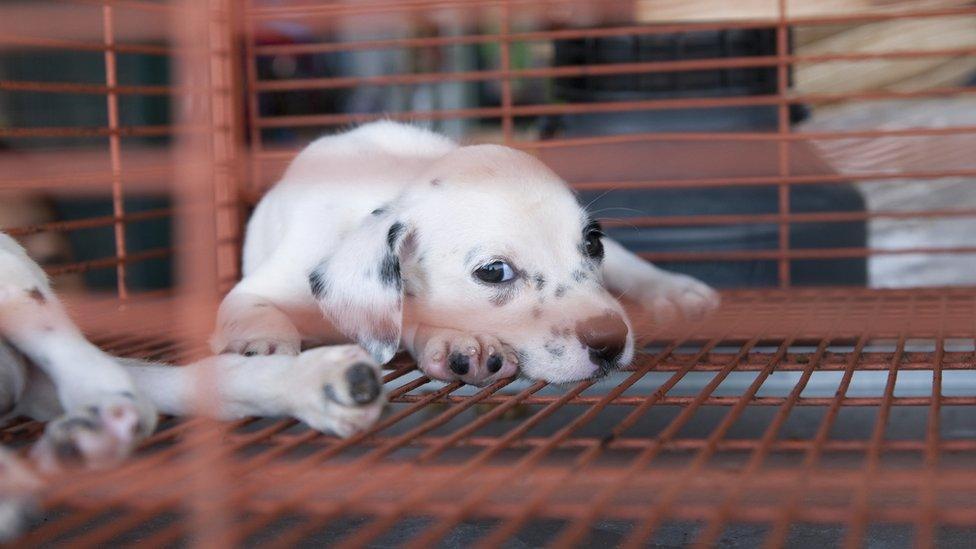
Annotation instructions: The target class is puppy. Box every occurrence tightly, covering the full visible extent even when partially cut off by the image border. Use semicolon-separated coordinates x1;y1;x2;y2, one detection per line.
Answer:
213;121;718;385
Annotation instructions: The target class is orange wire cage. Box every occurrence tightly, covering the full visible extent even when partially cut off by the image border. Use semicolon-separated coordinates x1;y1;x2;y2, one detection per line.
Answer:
2;0;976;547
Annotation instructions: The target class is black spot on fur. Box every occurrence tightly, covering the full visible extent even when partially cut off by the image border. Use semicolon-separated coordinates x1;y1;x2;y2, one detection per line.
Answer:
26;287;46;303
550;326;572;338
54;439;84;464
309;268;329;300
533;273;546;291
571;269;589;283
544;341;565;358
387;222;406;250
555;284;567;298
371;207;387;216
430;178;442;187
64;415;100;432
380;254;402;291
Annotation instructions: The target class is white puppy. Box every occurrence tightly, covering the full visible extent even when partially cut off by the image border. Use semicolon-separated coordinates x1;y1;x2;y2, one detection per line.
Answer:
212;121;718;385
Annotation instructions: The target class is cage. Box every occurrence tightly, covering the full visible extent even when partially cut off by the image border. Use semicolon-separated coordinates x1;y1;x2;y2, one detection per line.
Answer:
1;0;976;547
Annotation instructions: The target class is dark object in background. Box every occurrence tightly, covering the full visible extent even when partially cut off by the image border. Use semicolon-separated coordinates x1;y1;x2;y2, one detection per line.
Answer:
51;198;172;291
542;29;866;288
0;49;173;291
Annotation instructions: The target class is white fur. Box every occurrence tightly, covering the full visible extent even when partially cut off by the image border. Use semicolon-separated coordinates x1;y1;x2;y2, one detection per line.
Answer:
213;121;719;384
0;234;386;541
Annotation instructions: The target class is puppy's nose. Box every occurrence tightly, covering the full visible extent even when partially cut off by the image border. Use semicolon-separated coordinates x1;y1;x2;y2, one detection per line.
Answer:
346;362;382;405
576;314;628;367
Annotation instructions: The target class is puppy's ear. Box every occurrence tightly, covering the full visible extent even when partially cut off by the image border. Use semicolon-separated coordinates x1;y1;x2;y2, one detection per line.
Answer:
309;213;412;363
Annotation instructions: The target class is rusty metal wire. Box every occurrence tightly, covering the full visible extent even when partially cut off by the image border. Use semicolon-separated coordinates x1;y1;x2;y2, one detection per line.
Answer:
3;289;975;547
1;0;976;547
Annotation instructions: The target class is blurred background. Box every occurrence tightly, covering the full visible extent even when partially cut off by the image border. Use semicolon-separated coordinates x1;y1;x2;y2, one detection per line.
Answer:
0;0;974;297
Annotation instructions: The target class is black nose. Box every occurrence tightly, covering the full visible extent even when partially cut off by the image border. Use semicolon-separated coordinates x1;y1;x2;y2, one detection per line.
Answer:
576;314;628;367
345;362;382;405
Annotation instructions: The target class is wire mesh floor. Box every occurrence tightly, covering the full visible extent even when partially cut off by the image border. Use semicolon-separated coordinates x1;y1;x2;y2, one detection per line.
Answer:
4;288;976;548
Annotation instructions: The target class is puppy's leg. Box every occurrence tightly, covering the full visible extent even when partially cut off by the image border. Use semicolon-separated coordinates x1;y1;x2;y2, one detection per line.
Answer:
122;345;385;438
211;288;301;356
0;339;28;422
1;339;141;473
601;238;719;323
211;252;314;357
404;324;518;386
0;447;42;543
0;235;157;460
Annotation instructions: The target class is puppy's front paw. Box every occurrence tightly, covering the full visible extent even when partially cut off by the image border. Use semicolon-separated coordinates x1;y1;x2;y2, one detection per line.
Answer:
643;275;720;324
211;313;301;357
292;346;386;437
411;326;518;386
324;361;386;438
221;338;301;357
32;392;155;473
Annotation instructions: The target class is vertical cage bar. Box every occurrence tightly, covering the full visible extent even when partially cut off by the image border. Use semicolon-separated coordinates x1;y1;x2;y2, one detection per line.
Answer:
775;0;791;287
211;0;245;290
102;3;129;300
499;0;514;143
242;0;263;197
172;0;235;546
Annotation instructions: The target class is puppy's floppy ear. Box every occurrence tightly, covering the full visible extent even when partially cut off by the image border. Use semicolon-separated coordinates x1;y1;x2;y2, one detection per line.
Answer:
309;212;412;363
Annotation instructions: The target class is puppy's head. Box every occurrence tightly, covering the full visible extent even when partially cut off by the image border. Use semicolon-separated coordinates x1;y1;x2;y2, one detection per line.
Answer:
311;144;633;384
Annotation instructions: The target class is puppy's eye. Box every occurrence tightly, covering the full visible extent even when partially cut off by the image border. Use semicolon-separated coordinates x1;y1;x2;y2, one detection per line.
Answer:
584;230;604;260
474;260;516;284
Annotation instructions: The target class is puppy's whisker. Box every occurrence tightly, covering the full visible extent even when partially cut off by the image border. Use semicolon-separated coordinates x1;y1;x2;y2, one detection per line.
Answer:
595;217;640;231
588;206;647;217
582;189;616;212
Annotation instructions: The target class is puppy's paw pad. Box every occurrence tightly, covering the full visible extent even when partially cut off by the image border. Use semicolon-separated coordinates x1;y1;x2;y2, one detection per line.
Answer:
324;361;384;407
33;392;155;473
31;412;116;473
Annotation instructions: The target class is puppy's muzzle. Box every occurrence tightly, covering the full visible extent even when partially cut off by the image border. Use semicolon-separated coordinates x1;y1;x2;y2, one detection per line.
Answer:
576;313;628;370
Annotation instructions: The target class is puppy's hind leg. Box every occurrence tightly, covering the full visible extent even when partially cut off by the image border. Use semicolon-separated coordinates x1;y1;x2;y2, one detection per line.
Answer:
601;238;720;324
122;345;385;438
0;339;28;421
0;235;157;458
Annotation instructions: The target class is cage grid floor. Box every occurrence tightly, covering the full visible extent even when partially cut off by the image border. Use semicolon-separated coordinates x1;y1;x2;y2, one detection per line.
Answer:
3;288;976;548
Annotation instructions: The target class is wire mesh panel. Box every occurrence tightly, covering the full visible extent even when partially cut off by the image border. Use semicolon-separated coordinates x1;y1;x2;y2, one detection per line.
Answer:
2;0;976;547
